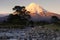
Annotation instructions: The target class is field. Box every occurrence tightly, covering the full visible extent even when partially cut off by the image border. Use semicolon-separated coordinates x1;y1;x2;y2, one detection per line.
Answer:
43;23;60;31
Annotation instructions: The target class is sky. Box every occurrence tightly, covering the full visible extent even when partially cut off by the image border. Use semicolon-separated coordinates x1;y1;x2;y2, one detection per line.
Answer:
0;0;60;14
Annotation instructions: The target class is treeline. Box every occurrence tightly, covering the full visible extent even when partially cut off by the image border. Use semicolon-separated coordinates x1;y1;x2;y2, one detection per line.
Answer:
1;6;34;28
1;6;60;29
35;16;60;26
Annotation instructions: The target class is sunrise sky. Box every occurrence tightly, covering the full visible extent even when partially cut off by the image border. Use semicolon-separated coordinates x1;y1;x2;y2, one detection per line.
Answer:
0;0;60;14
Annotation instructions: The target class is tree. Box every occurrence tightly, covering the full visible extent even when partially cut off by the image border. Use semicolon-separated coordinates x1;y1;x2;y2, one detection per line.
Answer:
7;14;13;23
13;6;31;25
51;16;59;23
7;6;31;26
13;6;25;11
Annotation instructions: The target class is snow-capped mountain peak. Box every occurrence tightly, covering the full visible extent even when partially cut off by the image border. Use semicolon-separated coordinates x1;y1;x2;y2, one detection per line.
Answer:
26;3;47;14
25;3;60;21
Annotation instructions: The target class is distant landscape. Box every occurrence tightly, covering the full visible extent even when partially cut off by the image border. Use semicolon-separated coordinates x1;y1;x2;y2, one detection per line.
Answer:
0;3;60;30
0;2;60;40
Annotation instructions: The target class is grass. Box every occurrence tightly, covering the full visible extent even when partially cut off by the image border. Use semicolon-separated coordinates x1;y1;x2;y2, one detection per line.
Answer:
0;23;26;29
0;22;60;30
44;23;60;31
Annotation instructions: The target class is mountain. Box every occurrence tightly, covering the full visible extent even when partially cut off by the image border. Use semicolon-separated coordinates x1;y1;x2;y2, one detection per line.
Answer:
46;12;60;18
26;3;60;21
26;3;47;16
0;14;9;22
0;3;60;22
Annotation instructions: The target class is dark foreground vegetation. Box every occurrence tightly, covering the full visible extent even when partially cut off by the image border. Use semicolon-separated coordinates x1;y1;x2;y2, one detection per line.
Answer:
0;5;60;30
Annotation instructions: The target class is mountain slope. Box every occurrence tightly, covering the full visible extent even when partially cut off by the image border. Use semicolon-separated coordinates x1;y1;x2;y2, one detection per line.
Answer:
26;3;47;16
46;12;60;18
26;3;60;21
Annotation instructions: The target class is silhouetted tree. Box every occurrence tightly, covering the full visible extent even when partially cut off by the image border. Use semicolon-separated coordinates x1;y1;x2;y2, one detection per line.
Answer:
13;6;25;12
7;14;13;23
51;16;59;23
7;6;31;26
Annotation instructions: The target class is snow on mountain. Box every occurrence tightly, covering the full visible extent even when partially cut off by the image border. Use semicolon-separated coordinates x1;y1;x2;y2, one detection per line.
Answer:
26;3;43;13
26;3;47;16
26;3;60;21
0;3;60;22
25;3;49;21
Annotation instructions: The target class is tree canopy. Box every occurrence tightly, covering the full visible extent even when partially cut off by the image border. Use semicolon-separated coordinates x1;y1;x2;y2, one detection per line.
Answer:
7;6;31;25
51;16;59;23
